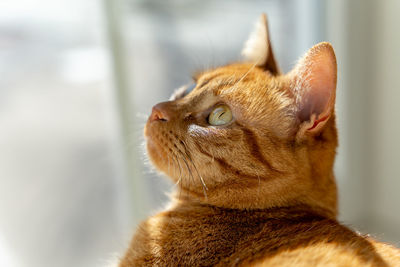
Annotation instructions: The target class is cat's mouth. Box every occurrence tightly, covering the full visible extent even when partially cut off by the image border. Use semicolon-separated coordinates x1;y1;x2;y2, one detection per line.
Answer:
145;121;177;173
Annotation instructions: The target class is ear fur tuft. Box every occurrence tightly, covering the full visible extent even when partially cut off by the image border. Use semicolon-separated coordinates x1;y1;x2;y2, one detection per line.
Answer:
242;14;280;75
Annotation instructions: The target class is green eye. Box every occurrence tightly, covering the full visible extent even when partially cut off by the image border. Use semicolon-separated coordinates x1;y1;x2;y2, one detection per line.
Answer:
208;105;233;126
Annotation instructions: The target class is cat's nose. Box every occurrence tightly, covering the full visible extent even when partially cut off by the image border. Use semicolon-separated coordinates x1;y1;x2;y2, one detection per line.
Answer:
149;102;171;122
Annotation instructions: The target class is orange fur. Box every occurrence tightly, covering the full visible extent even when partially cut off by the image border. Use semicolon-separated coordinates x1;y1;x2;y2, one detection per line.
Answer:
119;15;400;266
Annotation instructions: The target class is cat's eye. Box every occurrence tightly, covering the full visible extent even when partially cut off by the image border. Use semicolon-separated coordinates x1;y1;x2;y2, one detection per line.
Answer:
208;105;233;126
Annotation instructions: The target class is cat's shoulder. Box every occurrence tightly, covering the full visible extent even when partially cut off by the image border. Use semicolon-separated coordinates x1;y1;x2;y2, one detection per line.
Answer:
369;239;400;266
250;240;400;267
247;228;400;267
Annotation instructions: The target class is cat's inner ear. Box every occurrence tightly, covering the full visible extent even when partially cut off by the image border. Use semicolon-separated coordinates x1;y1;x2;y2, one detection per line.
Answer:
289;42;337;138
241;14;280;75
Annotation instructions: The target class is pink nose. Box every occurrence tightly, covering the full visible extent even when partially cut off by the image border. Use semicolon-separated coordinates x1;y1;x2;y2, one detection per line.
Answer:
149;102;171;122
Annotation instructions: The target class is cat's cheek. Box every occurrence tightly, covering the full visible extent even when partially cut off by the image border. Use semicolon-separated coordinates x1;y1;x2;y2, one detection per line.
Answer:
187;124;228;138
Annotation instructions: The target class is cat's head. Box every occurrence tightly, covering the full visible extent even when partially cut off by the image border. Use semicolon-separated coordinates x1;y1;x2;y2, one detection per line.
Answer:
145;14;338;217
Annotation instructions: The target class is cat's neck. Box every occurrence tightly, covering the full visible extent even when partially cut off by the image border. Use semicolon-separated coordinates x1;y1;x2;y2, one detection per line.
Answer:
170;194;336;222
302;115;338;218
169;194;335;221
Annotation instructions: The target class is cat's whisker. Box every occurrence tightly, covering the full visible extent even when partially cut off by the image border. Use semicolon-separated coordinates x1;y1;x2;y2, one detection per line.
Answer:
178;152;196;190
174;153;185;200
226;59;260;94
170;154;180;186
167;153;171;177
179;140;208;199
191;160;208;190
180;140;208;191
186;155;208;199
176;147;207;199
168;156;172;175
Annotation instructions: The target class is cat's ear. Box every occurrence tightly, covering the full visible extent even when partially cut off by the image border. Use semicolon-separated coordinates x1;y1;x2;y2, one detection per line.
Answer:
242;14;281;75
289;42;337;139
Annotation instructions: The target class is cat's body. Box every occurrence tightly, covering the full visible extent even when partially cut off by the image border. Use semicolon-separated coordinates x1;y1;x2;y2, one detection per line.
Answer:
119;15;400;266
121;199;399;267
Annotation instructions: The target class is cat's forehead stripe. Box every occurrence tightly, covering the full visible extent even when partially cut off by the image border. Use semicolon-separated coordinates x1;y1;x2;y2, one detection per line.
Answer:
190;91;218;111
196;69;244;90
197;72;223;89
196;65;263;95
196;78;242;95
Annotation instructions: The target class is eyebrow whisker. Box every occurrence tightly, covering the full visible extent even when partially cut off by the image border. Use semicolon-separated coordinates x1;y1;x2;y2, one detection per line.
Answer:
225;59;261;93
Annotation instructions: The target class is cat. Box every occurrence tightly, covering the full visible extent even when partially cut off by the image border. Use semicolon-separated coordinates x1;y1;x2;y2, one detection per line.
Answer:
119;14;400;266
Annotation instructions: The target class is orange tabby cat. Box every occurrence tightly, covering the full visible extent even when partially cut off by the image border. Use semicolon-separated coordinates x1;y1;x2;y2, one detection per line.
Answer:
119;14;400;266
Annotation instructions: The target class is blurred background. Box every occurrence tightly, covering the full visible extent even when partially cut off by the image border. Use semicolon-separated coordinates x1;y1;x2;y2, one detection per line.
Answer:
1;0;399;266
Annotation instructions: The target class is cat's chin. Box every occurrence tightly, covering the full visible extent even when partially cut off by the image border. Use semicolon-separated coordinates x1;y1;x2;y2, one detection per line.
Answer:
146;138;164;168
146;136;174;178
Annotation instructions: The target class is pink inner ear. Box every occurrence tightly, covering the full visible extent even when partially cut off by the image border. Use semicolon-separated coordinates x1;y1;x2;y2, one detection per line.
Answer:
296;45;336;124
307;115;329;131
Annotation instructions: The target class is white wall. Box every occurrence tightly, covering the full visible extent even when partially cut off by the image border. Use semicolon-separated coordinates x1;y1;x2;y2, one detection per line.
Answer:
370;0;400;243
327;0;400;244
